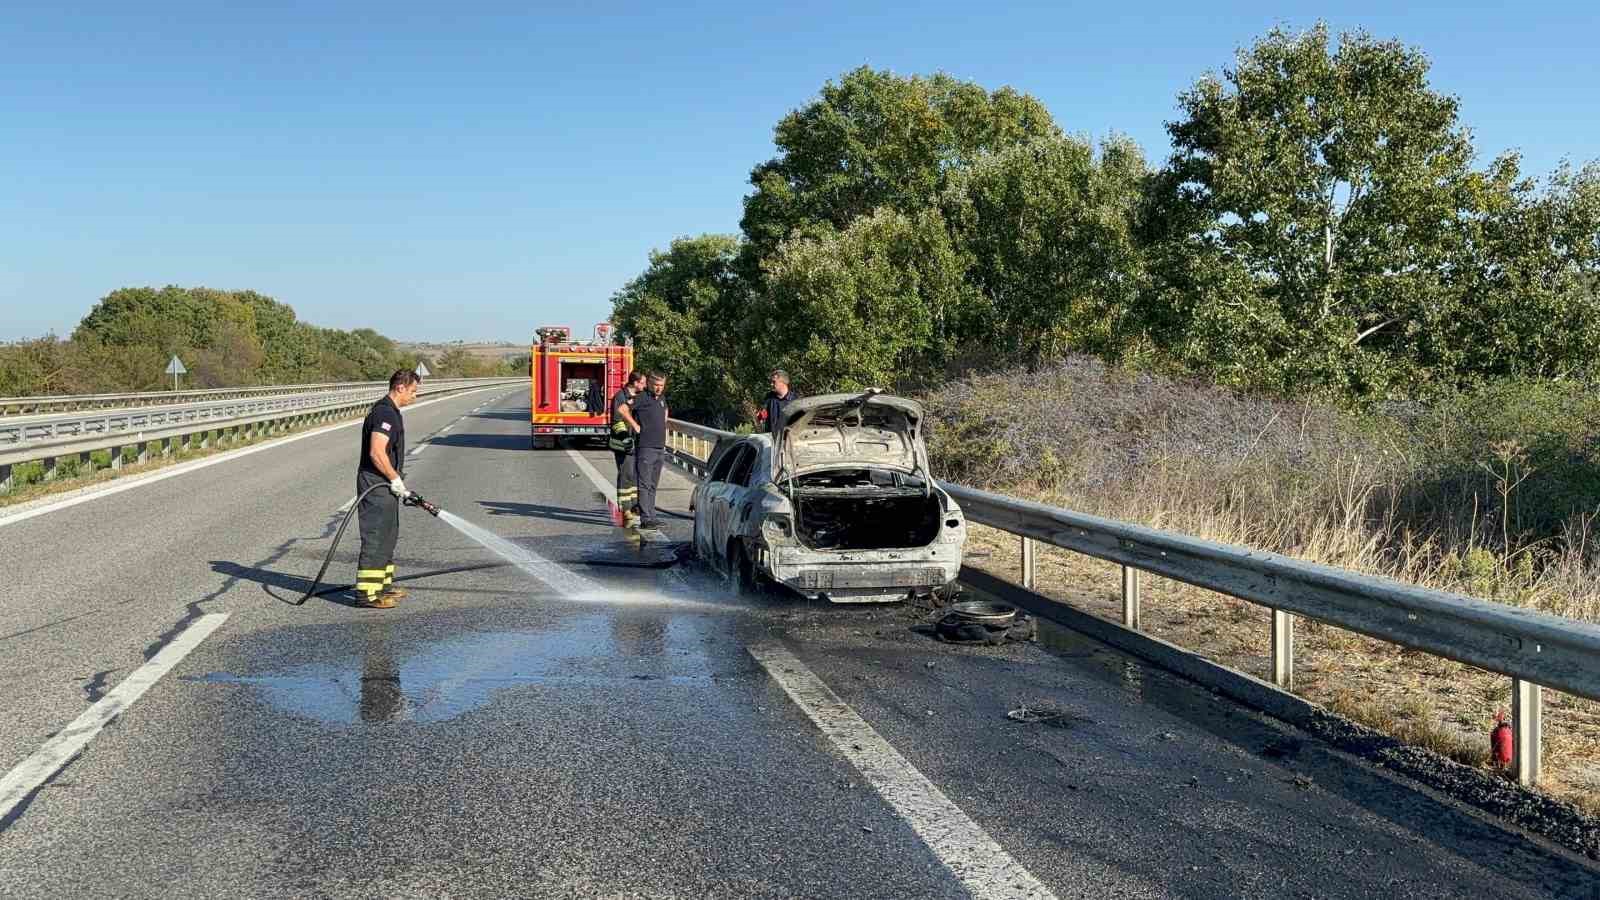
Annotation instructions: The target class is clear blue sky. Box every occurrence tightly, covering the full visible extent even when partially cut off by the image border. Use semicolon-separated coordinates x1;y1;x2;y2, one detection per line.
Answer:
2;2;1595;343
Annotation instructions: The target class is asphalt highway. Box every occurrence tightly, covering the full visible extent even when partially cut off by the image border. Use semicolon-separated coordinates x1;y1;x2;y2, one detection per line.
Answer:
1;387;1596;898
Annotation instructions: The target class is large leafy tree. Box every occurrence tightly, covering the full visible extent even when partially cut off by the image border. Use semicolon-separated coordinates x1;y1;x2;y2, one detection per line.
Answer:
739;67;1059;279
610;234;746;418
744;208;974;392
1146;23;1540;399
944;134;1149;364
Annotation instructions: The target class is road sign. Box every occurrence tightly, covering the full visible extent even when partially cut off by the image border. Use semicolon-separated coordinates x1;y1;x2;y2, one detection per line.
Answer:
166;355;187;391
415;361;431;377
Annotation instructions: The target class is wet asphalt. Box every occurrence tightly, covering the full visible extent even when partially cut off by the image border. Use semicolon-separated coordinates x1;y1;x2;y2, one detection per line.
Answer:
1;388;1597;898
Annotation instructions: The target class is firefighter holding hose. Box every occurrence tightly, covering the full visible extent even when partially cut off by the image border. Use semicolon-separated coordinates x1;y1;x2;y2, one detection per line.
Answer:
608;370;646;526
355;369;420;608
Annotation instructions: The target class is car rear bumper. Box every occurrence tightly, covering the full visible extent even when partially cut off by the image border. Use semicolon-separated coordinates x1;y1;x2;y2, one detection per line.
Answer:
763;544;961;602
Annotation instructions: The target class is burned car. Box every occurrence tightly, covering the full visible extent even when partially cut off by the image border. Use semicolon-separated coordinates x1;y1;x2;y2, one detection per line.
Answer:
692;391;965;603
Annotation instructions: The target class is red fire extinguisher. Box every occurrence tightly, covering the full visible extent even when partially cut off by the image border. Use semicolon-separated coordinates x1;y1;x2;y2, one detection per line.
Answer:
1490;709;1514;768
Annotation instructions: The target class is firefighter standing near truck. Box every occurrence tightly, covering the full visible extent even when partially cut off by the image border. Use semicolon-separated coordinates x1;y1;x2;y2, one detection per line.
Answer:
355;370;420;609
608;371;646;525
632;372;669;529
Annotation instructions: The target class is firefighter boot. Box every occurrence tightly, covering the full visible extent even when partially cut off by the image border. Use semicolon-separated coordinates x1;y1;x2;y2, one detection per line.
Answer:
378;563;407;603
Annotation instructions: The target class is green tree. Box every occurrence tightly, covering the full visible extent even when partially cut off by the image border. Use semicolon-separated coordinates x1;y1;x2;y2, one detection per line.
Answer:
740;67;1059;280
745;208;974;392
610;234;746;418
944;134;1149;364
0;336;72;396
1146;23;1540;399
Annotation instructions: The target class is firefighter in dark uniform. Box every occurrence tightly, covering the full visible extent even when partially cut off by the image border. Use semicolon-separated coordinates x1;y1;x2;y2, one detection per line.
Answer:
608;371;646;526
355;369;420;608
632;372;669;529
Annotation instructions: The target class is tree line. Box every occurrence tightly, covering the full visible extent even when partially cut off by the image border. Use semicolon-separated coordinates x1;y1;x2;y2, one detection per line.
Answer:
0;285;519;396
610;24;1600;421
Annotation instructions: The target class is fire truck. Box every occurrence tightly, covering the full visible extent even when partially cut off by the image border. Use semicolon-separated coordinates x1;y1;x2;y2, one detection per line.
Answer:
528;322;634;450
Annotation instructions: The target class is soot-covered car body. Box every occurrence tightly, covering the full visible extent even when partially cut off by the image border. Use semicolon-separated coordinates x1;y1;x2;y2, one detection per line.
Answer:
691;391;965;603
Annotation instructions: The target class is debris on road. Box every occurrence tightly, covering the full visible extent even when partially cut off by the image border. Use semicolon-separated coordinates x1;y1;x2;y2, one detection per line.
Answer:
929;601;1035;646
1006;702;1092;729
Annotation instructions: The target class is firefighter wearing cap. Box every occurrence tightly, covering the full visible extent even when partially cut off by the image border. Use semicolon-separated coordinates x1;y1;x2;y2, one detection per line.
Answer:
608;371;645;525
355;369;420;608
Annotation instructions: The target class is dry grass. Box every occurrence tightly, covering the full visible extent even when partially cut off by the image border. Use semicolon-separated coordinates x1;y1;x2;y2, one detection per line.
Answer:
925;359;1600;814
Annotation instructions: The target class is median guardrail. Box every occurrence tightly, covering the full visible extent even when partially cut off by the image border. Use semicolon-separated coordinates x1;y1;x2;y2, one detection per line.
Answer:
0;379;520;495
0;379;415;416
663;418;1600;787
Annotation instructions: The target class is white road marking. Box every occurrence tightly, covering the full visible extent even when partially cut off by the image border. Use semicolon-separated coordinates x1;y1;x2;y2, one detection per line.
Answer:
566;448;615;503
409;443;428;456
748;643;1059;900
0;613;231;820
0;387;505;530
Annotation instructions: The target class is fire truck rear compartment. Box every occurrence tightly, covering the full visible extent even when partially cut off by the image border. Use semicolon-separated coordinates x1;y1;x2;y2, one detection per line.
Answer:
788;469;942;551
558;361;605;413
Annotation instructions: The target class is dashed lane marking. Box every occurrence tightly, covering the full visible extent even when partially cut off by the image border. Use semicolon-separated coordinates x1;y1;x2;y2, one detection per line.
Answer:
0;613;231;824
748;642;1060;900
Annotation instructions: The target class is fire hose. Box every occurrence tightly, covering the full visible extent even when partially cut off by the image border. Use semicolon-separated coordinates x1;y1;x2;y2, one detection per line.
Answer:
289;483;440;606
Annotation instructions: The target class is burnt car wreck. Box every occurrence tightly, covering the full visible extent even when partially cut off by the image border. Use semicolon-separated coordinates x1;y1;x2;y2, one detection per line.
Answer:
692;391;965;603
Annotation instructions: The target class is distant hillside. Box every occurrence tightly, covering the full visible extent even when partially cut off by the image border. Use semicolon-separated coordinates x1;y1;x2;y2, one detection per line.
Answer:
1;286;425;395
398;341;525;364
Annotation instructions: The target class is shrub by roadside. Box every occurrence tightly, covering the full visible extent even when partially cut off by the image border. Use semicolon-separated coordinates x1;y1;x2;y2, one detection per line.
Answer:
924;356;1600;813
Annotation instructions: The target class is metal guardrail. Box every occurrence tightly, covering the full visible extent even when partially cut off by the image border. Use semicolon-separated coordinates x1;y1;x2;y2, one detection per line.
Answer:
0;379;520;494
664;418;1600;787
0;379;410;416
0;378;516;448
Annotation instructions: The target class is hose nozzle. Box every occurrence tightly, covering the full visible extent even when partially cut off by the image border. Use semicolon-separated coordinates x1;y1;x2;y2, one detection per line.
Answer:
404;492;441;517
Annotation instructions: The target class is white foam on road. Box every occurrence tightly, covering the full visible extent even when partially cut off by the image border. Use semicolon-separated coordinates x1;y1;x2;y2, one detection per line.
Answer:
748;642;1059;900
0;613;231;822
0;387;511;531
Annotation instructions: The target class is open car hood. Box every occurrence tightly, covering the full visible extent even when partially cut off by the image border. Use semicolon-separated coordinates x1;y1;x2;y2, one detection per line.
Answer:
774;391;928;481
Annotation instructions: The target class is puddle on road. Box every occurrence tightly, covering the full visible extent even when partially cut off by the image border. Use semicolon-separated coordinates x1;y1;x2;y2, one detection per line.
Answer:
188;613;729;726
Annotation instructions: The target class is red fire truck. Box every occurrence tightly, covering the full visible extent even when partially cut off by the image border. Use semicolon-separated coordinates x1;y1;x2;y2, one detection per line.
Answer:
529;322;635;449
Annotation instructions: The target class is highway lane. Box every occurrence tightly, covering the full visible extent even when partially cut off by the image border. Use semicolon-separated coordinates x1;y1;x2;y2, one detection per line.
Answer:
0;386;521;776
2;388;1596;897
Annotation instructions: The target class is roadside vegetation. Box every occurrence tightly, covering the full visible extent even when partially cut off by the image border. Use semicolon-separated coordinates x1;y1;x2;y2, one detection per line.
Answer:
1;286;523;396
609;24;1600;810
933;357;1600;812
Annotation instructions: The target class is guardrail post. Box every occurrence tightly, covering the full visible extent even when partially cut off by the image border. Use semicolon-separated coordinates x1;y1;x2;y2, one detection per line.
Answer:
1513;678;1543;785
164;436;177;458
1271;609;1294;690
136;441;149;464
0;463;11;493
42;455;58;481
109;445;123;471
1120;565;1141;630
1020;536;1036;589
